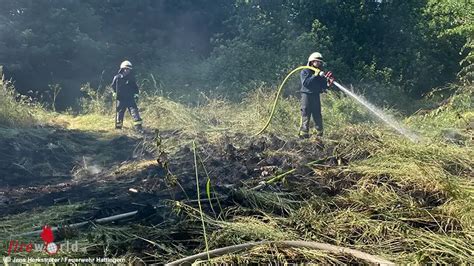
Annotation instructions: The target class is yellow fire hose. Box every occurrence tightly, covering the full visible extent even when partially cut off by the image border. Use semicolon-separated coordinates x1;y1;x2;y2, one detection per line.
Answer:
166;240;395;265
255;65;322;136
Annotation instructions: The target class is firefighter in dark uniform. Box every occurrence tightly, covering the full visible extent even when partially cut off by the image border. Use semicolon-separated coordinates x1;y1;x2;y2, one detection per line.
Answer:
299;52;334;138
111;60;143;132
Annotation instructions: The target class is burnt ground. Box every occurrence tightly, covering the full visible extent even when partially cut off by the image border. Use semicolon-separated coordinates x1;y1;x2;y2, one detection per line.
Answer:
0;127;149;215
3;125;462;264
0;126;335;220
1;125;366;265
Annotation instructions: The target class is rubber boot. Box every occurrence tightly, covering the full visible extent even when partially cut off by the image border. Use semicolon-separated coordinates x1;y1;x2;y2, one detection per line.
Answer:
299;131;309;139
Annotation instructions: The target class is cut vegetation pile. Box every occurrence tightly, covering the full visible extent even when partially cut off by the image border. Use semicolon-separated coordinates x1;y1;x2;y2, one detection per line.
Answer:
0;82;472;264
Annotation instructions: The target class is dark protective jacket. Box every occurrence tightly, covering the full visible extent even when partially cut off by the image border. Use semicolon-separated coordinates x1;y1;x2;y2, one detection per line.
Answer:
300;68;328;94
111;73;139;103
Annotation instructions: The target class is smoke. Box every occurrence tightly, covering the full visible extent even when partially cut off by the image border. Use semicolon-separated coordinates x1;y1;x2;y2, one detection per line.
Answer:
73;156;102;179
0;1;231;107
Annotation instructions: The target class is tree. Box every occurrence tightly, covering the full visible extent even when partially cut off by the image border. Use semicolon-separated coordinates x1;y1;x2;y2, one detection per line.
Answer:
0;0;104;108
425;0;474;84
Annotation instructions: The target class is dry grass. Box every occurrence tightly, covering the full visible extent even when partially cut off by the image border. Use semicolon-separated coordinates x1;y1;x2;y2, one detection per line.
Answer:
1;83;472;264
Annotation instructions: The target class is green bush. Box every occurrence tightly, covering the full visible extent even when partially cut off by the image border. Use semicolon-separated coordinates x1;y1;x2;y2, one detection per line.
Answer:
0;76;38;127
79;83;113;115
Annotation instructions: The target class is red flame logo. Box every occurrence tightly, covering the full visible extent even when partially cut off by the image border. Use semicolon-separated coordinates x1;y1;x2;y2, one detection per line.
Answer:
40;225;54;244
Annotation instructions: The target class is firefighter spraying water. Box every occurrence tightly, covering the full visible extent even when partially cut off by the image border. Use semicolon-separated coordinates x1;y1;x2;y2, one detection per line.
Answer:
256;52;419;142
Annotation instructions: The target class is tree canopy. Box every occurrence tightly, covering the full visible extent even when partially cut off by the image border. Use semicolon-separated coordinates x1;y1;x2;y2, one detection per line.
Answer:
0;0;472;108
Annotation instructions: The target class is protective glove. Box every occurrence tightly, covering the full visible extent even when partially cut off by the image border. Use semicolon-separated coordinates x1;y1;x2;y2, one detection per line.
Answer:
134;94;139;103
324;71;335;87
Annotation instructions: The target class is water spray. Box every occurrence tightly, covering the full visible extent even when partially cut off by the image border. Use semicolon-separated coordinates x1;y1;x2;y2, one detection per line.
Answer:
331;80;419;142
256;66;419;142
